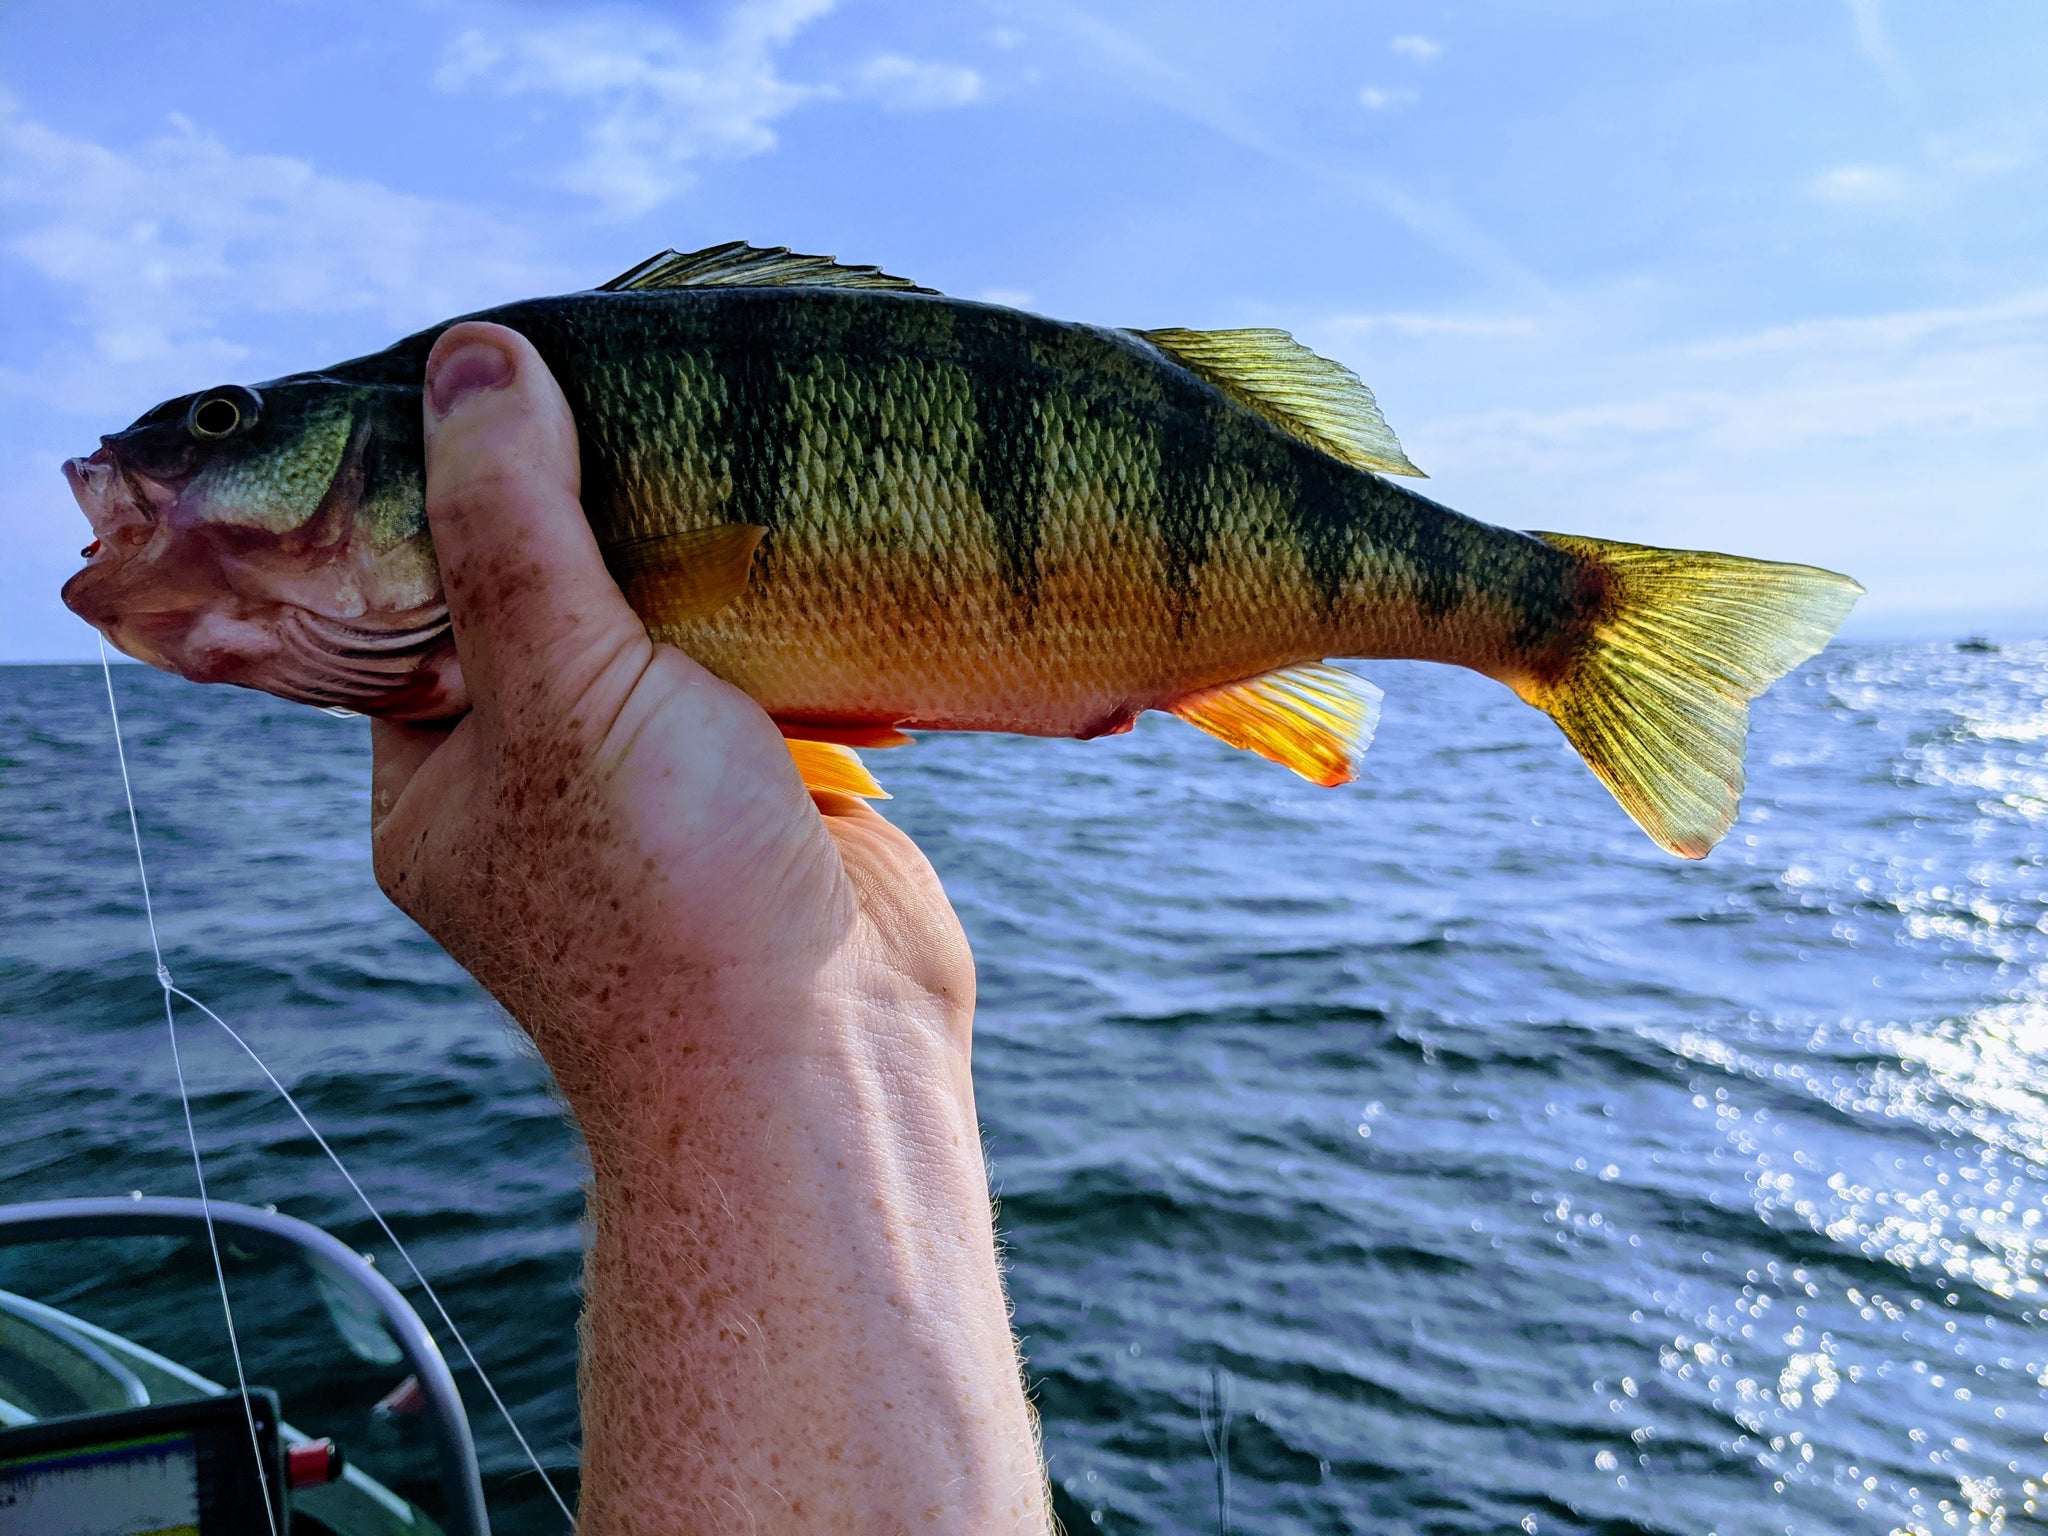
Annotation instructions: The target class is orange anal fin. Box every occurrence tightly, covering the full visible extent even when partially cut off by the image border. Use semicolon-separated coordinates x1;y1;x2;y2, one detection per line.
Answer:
777;722;914;748
1166;661;1383;787
785;738;890;800
606;523;766;626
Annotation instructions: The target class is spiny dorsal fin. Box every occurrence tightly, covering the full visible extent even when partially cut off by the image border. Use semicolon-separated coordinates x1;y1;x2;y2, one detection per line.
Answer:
1167;661;1384;787
600;242;939;295
1135;327;1424;478
605;523;765;627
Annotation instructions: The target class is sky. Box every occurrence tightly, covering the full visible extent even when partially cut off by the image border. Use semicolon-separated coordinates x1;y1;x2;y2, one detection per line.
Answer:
2;0;2044;659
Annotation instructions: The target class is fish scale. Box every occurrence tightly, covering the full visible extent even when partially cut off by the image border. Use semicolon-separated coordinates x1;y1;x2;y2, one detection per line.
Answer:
59;242;1862;856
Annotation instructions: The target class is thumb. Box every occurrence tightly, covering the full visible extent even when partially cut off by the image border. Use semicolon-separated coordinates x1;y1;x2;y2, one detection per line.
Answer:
422;320;644;729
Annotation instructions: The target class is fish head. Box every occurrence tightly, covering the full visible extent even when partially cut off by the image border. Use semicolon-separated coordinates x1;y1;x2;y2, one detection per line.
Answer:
61;372;466;719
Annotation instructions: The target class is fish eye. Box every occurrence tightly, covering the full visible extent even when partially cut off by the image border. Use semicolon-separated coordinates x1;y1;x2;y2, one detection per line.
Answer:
185;385;262;442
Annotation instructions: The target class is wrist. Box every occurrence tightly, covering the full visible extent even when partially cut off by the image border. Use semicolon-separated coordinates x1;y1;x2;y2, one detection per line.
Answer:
544;960;975;1175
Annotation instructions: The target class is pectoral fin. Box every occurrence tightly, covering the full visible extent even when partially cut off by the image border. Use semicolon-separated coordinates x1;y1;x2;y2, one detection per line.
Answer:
1167;662;1384;787
785;738;890;800
604;524;765;628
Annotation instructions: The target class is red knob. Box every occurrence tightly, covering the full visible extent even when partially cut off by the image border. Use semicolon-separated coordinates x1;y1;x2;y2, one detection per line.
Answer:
287;1438;346;1489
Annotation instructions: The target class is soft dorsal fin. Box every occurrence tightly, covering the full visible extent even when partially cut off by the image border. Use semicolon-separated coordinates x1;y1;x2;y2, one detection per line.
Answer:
605;523;765;627
1134;327;1424;478
785;738;890;799
600;242;939;295
1166;661;1384;787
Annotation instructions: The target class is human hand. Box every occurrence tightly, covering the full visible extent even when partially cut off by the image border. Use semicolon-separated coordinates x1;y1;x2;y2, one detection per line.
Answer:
367;325;973;1114
368;322;1046;1533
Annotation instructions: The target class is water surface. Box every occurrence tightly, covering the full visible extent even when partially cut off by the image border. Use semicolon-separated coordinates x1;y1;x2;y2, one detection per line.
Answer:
3;644;2046;1534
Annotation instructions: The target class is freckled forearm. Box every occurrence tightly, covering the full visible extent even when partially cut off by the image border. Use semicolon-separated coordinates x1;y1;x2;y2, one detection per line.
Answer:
563;987;1050;1535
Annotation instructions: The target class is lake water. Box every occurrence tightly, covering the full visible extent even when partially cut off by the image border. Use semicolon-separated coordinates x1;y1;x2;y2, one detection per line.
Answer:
3;643;2047;1535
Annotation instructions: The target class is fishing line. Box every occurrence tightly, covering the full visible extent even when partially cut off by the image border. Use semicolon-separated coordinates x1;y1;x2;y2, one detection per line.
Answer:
1198;1366;1234;1536
167;983;578;1527
95;642;575;1530
99;637;281;1536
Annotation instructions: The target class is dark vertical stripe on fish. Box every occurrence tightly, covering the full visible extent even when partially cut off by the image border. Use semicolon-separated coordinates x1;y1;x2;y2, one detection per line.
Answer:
358;392;423;523
1374;480;1470;619
1154;401;1218;631
1286;446;1359;608
713;342;791;530
966;324;1050;607
1509;530;1601;656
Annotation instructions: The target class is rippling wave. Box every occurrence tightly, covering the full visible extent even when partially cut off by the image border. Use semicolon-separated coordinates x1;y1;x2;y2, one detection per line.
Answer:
4;643;2046;1534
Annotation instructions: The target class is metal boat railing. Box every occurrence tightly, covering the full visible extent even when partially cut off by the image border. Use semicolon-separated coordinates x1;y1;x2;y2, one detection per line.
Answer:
0;1195;491;1536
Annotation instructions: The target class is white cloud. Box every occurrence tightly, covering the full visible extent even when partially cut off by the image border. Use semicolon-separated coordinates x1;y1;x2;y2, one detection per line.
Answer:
438;1;981;216
1357;86;1417;113
1688;290;2048;358
0;98;548;413
1808;163;1911;206
1389;34;1442;63
978;286;1034;308
437;0;833;216
1438;292;2048;463
1398;290;2048;624
1944;145;2026;181
1325;311;1536;339
856;55;983;111
1843;0;1913;105
1922;119;2034;184
1038;5;1542;296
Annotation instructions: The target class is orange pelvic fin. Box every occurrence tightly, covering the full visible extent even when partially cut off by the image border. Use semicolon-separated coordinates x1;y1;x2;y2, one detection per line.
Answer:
776;722;914;748
604;523;766;626
1166;662;1383;787
785;737;890;800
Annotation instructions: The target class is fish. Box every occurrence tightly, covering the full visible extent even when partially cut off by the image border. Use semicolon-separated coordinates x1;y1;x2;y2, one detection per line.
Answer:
61;241;1862;858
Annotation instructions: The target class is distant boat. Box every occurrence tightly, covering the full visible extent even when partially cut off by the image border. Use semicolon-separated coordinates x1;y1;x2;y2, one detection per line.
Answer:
1957;636;2000;653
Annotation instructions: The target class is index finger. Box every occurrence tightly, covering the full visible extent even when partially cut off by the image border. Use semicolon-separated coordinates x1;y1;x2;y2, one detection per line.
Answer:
421;321;646;728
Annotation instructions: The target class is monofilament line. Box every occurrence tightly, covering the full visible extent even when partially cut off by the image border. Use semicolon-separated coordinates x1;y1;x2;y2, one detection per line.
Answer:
1199;1366;1234;1536
99;638;281;1536
168;984;578;1527
94;640;576;1530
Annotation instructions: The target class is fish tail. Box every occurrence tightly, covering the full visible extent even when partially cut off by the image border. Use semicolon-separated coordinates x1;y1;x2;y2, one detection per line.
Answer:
1514;533;1862;858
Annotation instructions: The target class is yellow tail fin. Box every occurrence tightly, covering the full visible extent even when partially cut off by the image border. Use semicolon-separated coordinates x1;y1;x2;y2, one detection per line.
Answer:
1518;533;1862;859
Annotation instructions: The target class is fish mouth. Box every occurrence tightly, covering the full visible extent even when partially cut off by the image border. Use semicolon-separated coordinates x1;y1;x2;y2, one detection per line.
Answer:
60;449;466;720
64;448;160;545
61;448;184;670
